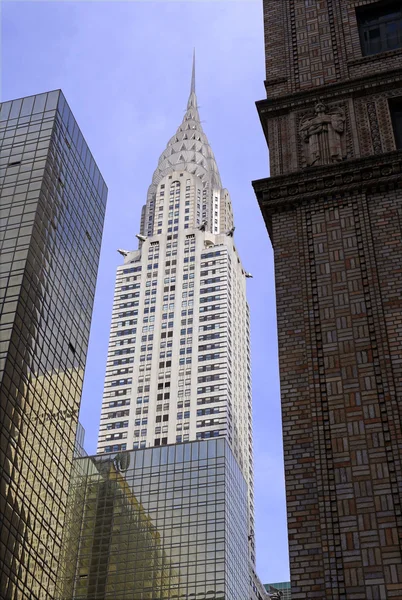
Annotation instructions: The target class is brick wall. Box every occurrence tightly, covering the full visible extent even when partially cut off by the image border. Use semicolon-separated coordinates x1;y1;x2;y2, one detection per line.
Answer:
271;190;402;599
263;0;402;98
255;0;402;597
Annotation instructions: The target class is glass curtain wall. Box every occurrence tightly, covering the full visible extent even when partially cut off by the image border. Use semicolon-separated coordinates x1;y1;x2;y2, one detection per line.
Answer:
57;439;249;600
0;91;107;599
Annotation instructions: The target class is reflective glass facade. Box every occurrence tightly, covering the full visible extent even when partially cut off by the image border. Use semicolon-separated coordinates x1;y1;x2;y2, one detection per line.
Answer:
264;582;291;600
0;91;107;599
57;439;249;599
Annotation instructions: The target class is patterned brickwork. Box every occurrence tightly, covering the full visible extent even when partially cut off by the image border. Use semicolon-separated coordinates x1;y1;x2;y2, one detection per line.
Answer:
254;1;402;598
259;1;402;177
263;0;402;98
271;190;402;600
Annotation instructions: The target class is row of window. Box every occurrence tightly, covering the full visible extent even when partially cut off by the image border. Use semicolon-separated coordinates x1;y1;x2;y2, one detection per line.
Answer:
104;432;127;440
196;430;223;440
104;443;127;453
197;384;227;395
197;418;224;428
107;398;130;408
103;409;130;420
122;265;141;274
120;283;140;291
201;250;225;259
106;420;128;430
198;373;225;383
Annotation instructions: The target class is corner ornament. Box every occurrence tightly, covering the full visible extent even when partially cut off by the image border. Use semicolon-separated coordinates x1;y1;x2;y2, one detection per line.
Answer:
300;102;346;167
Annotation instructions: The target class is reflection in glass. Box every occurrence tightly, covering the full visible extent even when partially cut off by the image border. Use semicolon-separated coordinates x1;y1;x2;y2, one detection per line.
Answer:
57;440;249;600
0;91;107;600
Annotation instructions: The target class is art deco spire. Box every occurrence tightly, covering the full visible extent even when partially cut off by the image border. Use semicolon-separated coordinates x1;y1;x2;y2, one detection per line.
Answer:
147;53;222;200
187;48;196;109
191;48;195;94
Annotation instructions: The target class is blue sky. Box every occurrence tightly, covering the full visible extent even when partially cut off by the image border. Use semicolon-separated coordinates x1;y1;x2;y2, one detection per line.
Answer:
2;0;289;583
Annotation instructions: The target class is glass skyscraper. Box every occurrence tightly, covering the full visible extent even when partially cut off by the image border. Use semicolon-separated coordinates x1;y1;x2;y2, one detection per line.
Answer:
96;56;255;564
0;91;107;599
57;439;249;600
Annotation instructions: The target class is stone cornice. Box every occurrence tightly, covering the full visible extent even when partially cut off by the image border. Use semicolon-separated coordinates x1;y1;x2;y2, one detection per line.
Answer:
256;67;402;120
252;151;402;238
347;46;402;67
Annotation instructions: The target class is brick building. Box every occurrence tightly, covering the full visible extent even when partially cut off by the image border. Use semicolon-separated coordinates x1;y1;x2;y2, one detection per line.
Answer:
252;2;402;599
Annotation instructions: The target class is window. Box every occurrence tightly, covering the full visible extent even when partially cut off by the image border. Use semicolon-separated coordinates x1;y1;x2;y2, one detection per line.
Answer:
357;1;402;56
389;98;402;149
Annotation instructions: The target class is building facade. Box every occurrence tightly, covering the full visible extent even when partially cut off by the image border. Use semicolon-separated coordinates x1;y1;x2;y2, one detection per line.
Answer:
96;60;255;562
0;91;107;599
253;1;402;599
57;439;249;600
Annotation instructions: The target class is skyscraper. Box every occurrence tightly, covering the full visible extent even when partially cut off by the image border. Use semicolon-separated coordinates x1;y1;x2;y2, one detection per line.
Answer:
96;57;255;562
0;91;107;599
253;1;402;598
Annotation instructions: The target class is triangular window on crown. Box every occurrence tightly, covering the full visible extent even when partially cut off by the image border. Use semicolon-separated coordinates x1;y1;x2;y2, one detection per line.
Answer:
179;154;185;162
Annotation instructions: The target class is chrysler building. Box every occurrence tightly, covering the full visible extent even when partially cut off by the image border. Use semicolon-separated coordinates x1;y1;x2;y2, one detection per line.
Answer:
96;56;255;561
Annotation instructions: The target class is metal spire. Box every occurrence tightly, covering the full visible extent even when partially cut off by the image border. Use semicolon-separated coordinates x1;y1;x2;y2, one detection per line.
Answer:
191;48;196;95
187;49;197;110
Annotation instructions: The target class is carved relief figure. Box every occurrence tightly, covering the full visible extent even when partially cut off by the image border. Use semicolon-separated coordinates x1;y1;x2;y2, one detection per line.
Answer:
300;102;346;166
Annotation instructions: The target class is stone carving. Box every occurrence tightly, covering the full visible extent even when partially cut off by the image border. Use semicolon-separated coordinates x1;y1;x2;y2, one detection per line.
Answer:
300;102;346;166
366;100;382;154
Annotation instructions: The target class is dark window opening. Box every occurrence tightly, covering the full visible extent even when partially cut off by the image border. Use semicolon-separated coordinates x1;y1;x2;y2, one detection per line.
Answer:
357;1;402;56
389;98;402;149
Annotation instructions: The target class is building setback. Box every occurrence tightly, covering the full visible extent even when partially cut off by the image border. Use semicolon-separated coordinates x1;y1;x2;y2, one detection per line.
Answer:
96;58;256;563
253;2;402;599
0;91;107;599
